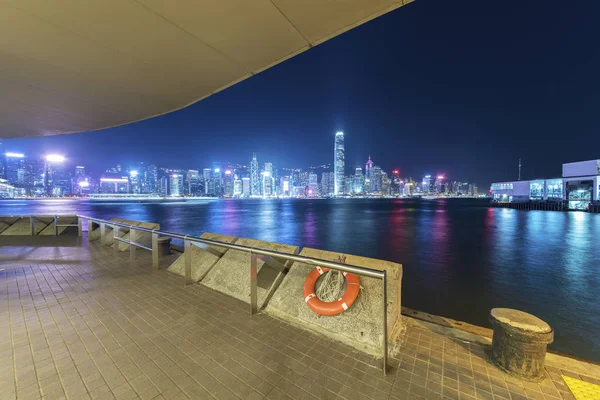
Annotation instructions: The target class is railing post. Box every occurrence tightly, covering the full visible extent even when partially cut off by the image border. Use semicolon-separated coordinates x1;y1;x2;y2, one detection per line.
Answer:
129;227;136;260
184;238;192;285
100;223;106;245
30;216;35;236
54;215;59;236
250;252;258;315
152;231;159;270
77;217;82;237
382;270;388;376
113;225;119;256
87;219;93;242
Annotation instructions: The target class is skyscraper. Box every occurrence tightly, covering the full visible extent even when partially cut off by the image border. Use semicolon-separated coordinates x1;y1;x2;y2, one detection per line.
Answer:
169;174;183;196
250;153;260;196
262;162;273;197
365;156;374;194
334;132;345;196
354;167;364;194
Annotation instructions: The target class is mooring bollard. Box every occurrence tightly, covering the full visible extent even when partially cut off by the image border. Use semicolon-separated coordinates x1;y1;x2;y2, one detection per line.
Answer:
489;308;553;381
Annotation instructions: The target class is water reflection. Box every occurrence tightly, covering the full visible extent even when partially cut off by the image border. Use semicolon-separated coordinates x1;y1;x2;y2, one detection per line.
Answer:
3;198;600;362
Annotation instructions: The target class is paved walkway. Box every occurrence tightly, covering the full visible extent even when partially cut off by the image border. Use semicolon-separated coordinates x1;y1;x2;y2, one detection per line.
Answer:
0;236;597;400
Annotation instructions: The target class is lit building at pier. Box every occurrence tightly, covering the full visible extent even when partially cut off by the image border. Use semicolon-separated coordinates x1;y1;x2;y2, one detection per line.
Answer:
491;159;600;210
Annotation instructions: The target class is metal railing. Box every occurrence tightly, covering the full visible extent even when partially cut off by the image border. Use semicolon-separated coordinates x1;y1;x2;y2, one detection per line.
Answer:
10;214;390;374
0;215;81;236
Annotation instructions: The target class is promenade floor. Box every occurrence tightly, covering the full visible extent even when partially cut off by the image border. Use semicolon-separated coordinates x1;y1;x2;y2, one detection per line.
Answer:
1;236;597;400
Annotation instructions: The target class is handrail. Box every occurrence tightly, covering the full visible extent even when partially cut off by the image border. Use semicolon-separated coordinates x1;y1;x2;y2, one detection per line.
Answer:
79;215;385;279
4;213;389;375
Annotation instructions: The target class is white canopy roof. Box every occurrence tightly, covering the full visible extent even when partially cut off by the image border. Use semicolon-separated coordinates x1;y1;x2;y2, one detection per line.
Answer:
0;0;413;138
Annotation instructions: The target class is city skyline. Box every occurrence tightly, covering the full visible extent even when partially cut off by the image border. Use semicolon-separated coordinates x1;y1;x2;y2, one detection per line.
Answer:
3;0;600;188
0;133;479;199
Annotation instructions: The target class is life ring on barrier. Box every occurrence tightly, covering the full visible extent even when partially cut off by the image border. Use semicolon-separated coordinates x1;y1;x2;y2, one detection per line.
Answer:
303;266;360;316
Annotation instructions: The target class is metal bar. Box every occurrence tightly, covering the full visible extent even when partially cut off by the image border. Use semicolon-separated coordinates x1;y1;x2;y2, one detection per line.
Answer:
74;215;384;279
56;224;79;227
250;252;258;315
152;231;159;270
30;216;35;236
100;223;106;246
130;227;136;260
382;270;388;375
54;215;59;236
78;217;82;237
184;238;192;285
113;236;130;244
113;226;119;256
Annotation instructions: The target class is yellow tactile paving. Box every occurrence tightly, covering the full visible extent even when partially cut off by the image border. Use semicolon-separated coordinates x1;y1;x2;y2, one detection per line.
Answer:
563;375;600;400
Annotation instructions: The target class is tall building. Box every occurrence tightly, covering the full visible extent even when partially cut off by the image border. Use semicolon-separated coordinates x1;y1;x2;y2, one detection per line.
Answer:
144;164;158;194
203;168;212;195
250;153;260;196
169;174;183;196
279;176;290;197
422;175;433;194
435;175;445;193
186;170;202;196
308;173;318;197
159;176;169;196
224;170;234;197
334;132;345;196
321;171;334;197
45;155;71;196
354;167;364;194
365;156;374;193
4;152;25;185
241;177;250;197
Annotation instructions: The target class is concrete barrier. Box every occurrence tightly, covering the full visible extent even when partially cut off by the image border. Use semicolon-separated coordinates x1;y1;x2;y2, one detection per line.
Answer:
104;220;140;246
88;218;123;241
0;217;20;234
114;221;159;251
202;238;299;309
0;217;53;235
266;248;402;355
39;216;78;235
167;233;237;282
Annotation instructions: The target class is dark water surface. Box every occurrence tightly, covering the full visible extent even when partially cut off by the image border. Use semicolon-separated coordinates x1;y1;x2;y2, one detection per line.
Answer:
2;198;599;362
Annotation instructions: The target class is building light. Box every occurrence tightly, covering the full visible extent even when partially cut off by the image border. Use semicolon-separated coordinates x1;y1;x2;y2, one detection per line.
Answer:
263;171;271;177
5;152;24;158
79;181;90;188
336;131;344;136
76;165;85;169
214;168;220;173
225;170;232;175
129;170;138;177
46;154;65;162
437;175;445;180
100;178;128;183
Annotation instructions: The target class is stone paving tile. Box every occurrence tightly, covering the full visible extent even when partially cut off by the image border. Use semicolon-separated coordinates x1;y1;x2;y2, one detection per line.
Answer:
1;236;599;400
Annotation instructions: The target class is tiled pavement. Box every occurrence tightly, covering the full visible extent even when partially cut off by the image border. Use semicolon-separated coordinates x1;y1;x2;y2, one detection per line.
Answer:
1;236;598;400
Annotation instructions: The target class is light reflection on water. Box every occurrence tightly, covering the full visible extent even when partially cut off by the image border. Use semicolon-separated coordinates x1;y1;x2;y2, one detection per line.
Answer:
1;197;599;362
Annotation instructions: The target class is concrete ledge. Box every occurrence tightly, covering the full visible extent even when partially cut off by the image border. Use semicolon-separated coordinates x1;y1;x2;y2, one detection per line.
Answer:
167;232;237;282
201;238;298;308
39;216;78;235
114;221;159;251
0;217;53;235
0;217;20;234
88;218;123;241
266;248;402;355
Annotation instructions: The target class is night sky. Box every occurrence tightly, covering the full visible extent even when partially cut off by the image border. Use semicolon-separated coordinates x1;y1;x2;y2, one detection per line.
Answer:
4;0;600;187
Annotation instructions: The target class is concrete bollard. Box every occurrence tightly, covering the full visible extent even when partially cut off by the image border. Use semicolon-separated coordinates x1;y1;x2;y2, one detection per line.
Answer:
489;308;553;381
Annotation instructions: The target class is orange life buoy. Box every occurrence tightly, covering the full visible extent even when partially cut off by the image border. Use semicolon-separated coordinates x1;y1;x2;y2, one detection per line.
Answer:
303;266;360;316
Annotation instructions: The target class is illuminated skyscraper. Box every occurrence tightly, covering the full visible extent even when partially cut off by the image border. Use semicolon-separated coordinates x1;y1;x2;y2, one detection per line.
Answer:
203;168;212;195
169;174;183;196
365;156;374;193
262;162;274;197
422;175;432;194
308;173;318;197
250;153;260;196
242;177;250;196
224;170;234;197
354;167;364;194
334;132;345;195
